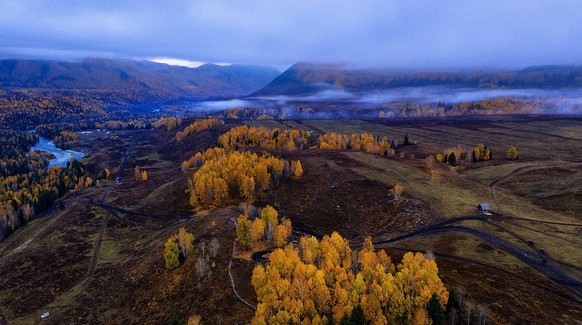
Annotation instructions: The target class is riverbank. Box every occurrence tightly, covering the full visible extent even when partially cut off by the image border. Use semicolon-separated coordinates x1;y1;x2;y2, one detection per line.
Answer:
29;136;84;168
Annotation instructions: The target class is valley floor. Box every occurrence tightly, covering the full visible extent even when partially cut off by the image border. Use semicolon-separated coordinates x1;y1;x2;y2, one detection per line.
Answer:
1;115;581;324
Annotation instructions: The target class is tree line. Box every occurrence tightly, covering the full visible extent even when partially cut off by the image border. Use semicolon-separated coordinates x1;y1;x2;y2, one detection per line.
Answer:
176;118;224;142
236;205;293;251
218;125;311;151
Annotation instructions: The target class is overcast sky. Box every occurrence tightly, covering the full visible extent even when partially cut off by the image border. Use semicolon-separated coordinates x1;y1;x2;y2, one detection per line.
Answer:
0;0;581;70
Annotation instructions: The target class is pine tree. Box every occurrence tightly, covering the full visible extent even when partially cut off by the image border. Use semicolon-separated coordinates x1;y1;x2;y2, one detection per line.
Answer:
448;152;457;166
403;133;410;146
427;293;446;325
350;305;366;324
170;314;183;325
446;288;459;311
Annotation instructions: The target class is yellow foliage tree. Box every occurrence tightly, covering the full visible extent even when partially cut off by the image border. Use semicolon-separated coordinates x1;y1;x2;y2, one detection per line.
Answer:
291;160;303;177
187;315;201;325
507;146;519;160
178;227;194;259
250;218;265;247
392;183;404;202
164;237;180;270
274;218;292;247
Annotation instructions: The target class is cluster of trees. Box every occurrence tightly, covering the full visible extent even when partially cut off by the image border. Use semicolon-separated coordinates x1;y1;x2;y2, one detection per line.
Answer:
0;158;91;241
236;205;293;250
450;98;546;115
317;133;397;157
0;90;160;139
53;131;79;149
188;149;296;206
134;166;148;181
164;227;221;291
471;144;492;162
257;114;275;120
175;118;225;141
376;98;550;119
0;131;39;176
153;117;183;131
218;125;310;151
251;233;448;324
164;227;194;270
220;108;272;119
435;147;465;167
431;144;495;168
0;90;108;131
94;119;153;131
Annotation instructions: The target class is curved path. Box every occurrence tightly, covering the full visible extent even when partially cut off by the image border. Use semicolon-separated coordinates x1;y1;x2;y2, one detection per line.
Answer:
488;164;540;214
229;240;256;311
373;217;582;301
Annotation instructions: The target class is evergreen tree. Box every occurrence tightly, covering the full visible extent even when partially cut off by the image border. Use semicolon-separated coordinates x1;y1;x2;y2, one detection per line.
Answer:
446;288;459;311
403;133;411;146
427;293;446;325
170;314;183;325
448;152;457;166
340;313;351;325
350;305;366;325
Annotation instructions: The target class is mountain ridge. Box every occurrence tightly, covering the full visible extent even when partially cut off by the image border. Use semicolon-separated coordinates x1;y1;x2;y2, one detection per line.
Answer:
0;58;280;102
251;63;582;97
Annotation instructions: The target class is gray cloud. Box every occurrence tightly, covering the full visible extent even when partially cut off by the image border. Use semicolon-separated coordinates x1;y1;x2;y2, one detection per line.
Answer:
0;0;581;69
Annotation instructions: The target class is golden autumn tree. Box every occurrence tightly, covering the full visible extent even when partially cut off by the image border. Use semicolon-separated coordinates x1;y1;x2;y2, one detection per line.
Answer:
177;227;194;259
274;217;292;247
261;205;279;244
291;160;303;177
250;218;265;247
391;183;404;202
236;213;252;250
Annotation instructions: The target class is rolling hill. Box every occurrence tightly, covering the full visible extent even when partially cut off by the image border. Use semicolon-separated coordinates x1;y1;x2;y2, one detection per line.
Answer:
0;58;280;102
251;63;582;97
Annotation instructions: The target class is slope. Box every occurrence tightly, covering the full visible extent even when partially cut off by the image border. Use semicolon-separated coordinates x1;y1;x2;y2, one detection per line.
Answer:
0;58;280;102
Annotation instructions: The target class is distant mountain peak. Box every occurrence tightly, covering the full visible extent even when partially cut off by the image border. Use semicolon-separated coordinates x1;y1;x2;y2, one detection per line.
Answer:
0;58;280;102
250;63;582;97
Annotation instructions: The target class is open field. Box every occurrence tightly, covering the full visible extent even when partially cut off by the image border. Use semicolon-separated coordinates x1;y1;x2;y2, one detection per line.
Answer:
0;115;581;324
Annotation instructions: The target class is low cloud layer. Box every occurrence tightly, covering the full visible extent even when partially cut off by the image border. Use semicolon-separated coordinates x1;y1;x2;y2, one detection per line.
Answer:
188;86;582;116
1;1;581;69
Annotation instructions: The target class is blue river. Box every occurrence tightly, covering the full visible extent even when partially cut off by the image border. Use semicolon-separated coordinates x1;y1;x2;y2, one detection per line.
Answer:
29;136;85;168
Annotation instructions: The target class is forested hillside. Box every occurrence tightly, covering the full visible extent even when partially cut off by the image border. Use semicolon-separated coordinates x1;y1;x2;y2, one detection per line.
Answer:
252;63;582;96
0;58;280;103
